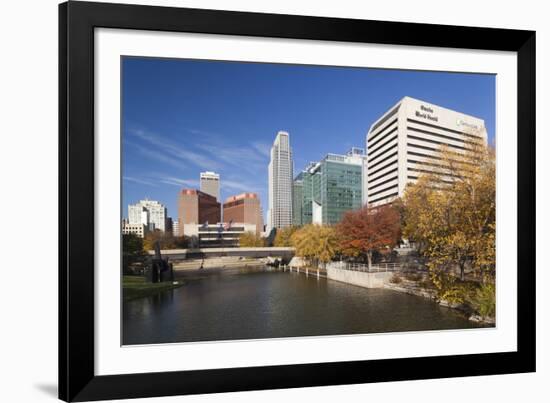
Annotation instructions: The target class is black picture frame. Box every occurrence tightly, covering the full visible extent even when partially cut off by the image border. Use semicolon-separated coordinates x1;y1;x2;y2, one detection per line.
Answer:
59;1;536;401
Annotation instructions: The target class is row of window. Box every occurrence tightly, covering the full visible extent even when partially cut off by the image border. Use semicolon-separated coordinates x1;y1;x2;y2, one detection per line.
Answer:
369;191;399;205
407;126;479;147
368;175;398;192
407;175;455;185
369;117;399;144
368;157;397;177
407;118;484;140
368;124;398;151
369;150;398;170
408;167;463;178
370;105;400;133
369;163;397;183
368;182;398;198
407;145;480;171
368;130;398;158
408;134;470;151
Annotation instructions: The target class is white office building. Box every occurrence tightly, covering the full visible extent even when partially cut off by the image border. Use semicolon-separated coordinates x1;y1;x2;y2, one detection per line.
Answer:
128;199;167;232
122;223;147;238
268;131;293;230
366;96;488;206
200;171;220;201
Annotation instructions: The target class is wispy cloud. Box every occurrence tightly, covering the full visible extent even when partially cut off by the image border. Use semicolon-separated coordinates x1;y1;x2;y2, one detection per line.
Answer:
129;128;221;171
160;177;199;188
251;141;271;158
195;143;267;174
127;126;270;196
221;179;261;193
123;176;157;186
187;128;270;166
125;140;188;171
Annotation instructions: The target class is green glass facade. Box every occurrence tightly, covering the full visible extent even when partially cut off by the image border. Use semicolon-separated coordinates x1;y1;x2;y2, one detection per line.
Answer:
292;173;304;226
297;152;365;226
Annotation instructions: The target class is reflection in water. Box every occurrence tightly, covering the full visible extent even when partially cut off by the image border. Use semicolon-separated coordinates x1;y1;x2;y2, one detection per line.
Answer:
123;270;485;345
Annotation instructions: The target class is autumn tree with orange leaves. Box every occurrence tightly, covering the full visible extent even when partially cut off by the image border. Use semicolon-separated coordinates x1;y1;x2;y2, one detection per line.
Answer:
336;205;401;269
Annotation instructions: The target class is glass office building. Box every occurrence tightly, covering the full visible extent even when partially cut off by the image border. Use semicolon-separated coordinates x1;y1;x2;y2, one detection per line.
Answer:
292;172;304;226
297;148;367;226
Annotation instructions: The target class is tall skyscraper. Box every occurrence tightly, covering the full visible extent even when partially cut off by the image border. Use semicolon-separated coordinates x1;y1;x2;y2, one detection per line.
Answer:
268;131;293;230
200;171;220;201
366;96;488;206
128;199;167;232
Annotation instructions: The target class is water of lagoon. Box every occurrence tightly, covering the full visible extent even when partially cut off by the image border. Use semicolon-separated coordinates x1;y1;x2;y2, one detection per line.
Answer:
123;269;487;345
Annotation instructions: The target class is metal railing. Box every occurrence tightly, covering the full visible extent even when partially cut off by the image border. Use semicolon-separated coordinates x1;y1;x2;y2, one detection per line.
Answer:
327;261;403;273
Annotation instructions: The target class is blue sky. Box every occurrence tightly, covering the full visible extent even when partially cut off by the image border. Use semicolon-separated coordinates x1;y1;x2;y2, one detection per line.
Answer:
122;57;495;222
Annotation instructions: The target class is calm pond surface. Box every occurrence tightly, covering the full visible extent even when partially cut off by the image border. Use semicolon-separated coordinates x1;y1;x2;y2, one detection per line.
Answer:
123;269;486;345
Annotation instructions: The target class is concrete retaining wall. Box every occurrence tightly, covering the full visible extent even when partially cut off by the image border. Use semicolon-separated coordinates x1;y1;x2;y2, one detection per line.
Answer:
326;267;393;288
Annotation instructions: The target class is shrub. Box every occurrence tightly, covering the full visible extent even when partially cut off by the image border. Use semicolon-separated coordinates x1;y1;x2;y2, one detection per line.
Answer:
470;283;496;318
239;232;264;247
404;272;422;282
389;273;402;284
430;270;476;304
122;234;146;274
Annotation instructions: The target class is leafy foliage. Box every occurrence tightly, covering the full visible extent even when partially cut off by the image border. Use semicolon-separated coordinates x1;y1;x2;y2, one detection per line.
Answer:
273;226;299;247
402;142;496;282
143;230;187;250
335;205;401;269
122;234;146;274
470;283;496;318
291;224;339;268
389;273;402;284
239;231;265;247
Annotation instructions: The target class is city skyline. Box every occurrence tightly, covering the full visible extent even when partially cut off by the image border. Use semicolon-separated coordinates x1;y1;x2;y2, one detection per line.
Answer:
122;57;496;223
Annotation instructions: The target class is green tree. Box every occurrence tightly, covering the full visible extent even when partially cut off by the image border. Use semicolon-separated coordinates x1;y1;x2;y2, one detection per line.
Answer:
291;224;338;268
122;233;146;274
143;230;187;250
273;226;298;247
239;232;265;247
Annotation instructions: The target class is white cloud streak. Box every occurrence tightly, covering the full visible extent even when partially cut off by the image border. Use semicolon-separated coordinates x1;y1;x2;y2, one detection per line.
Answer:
160;177;200;188
130;128;221;171
123;176;157;186
221;179;261;193
251;141;271;158
125;141;188;171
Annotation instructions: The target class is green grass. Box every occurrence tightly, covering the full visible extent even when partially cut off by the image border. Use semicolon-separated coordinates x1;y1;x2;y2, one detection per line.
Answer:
122;275;183;301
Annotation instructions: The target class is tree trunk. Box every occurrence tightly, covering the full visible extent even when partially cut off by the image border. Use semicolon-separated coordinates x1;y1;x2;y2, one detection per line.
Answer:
367;251;373;270
459;262;465;281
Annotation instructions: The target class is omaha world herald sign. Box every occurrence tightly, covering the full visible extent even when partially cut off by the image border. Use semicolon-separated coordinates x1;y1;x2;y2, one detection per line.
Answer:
415;104;439;122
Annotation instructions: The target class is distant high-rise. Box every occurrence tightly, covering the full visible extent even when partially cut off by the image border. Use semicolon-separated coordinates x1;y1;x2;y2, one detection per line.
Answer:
268;131;293;230
223;193;264;235
165;217;174;234
178;189;221;233
292;172;304;226
172;219;180;237
128;199;167;232
200;171;220;201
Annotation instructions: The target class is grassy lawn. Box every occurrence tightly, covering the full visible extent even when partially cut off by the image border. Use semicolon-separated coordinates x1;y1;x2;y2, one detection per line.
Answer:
122;275;183;301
